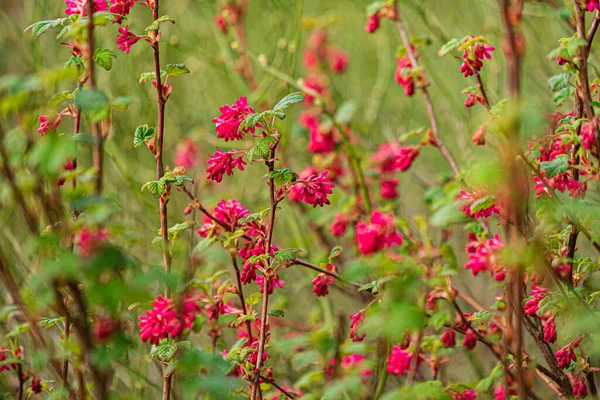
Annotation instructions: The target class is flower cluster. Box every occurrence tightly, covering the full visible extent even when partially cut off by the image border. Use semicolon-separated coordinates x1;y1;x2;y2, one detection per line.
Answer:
212;96;255;142
138;293;202;344
365;3;396;33
524;285;551;316
395;46;425;96
116;26;144;54
288;168;335;207
356;210;403;255
206;148;247;182
65;0;108;16
109;0;138;23
75;227;109;258
459;37;495;77
464;233;505;280
457;188;500;219
303;29;349;75
386;345;421;376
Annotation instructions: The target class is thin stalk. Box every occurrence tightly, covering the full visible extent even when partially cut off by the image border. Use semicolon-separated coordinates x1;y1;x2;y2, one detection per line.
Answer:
86;0;103;195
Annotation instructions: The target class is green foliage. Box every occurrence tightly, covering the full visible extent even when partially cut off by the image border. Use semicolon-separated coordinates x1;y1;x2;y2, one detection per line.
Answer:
94;48;116;71
145;15;176;31
540;154;569;179
133;124;156;148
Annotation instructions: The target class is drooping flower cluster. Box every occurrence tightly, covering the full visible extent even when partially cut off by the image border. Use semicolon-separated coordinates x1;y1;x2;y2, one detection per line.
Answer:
395;46;425;96
138;293;202;344
206;148;247;182
312;272;334;297
349;310;366;342
212;96;255;142
573;375;588;398
386;345;421;376
372;143;420;173
356;210;403;255
555;344;576;369
330;212;349;237
449;389;477;400
116;26;144;54
457;188;500;219
303;29;350;75
587;0;600;12
30;377;42;394
109;0;138;23
214;199;250;229
365;3;396;33
174;137;200;169
65;0;108;16
75;227;109;258
464;233;505;281
288;168;335;207
523;285;550;316
459;37;495;77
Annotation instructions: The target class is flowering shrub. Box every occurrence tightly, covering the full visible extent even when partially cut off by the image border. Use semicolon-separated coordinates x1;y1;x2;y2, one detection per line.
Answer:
1;0;600;399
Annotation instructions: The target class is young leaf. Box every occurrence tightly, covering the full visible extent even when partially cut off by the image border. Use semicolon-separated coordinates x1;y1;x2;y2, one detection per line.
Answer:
273;92;305;112
24;18;68;38
274;248;303;262
163;64;190;77
438;38;461;57
139;72;156;83
75;89;110;122
540;154;569;179
94;48;116;71
133;125;156;148
269;168;298;186
145;15;176;31
547;73;571;92
112;96;137;111
48;91;74;106
141;180;165;197
268;308;284;318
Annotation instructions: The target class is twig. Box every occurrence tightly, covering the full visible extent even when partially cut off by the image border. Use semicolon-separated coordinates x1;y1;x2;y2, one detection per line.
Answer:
231;255;254;342
393;1;460;178
86;0;103;195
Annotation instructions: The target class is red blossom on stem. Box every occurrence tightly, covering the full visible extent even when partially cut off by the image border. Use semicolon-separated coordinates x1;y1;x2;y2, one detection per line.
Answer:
138;293;202;344
174;137;200;169
289;169;335;207
465;233;505;280
116;26;144;54
206;148;247;182
573;375;588;398
212;96;255;142
312;273;334;297
330;212;348;237
441;329;456;348
30;377;42;394
349;310;366;342
64;0;107;16
356;210;403;255
110;0;138;23
555;344;576;369
386;345;421;376
457;189;500;219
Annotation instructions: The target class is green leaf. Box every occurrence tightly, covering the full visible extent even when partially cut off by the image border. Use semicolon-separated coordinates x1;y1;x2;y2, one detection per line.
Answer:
567;37;588;57
269;168;298;186
48;91;74;106
247;136;276;161
163;63;190;77
194;237;217;254
438;38;461;57
145;15;176;31
366;1;387;16
334;101;356;124
469;196;495;213
239;113;263;132
547;73;572;91
24;18;68;38
168;221;195;235
540;154;569;179
112;96;137;111
358;275;398;294
139;72;156;83
268;308;284;318
274;248;302;262
150;339;178;362
273;92;305;112
75;89;110;122
133;125;156;148
94;48;116;71
430;203;468;227
141;180;165;197
6;322;30;338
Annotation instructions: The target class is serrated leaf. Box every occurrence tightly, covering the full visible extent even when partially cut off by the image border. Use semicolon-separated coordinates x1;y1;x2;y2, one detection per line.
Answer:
358;275;398;294
141;180;165;197
139;72;156;83
112;96;137;111
194;237;217;253
94;48;116;71
567;37;588;57
540;155;569;179
269;168;298;186
145;15;176;31
75;89;110;122
268;308;284;318
6;322;30;338
366;1;387;16
273;92;305;112
239;113;263;132
431;203;469;227
274;248;302;262
469;196;495;213
438;38;461;56
163;63;190;77
24;18;68;38
149;339;178;362
247;136;275;161
133;125;156;148
547;73;572;92
48;91;74;106
168;221;195;234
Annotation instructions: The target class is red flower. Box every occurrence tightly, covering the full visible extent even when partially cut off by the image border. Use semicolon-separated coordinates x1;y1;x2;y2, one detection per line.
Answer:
138;293;202;344
524;285;550;316
65;0;108;16
308;125;338;154
580;121;597;150
30;377;42;394
75;227;109;257
240;241;278;284
303;75;327;104
94;316;116;342
588;0;600;12
356;210;403;255
256;273;285;294
451;390;476;400
289;169;335;207
214;199;250;229
215;15;228;33
206;148;247;182
37;114;62;135
380;178;399;199
555;344;576;369
396;146;420;171
573;375;588;398
330;213;348;237
462;329;477;350
460;40;495;77
395;57;416;96
365;13;381;33
465;233;505;280
109;0;138;23
387;345;421;376
174;137;199;169
0;347;11;372
116;26;143;54
212;96;255;142
457;189;500;219
329;49;349;74
441;329;456;348
543;317;557;344
312;273;334;297
350;310;366;342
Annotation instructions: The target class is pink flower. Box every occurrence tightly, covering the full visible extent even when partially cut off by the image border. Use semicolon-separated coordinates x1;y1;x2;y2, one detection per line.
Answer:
451;390;477;400
215;15;228;33
240;241;278;284
555;344;576;369
464;93;483;108
387;345;421;376
330;213;348;237
206;148;247;182
256;273;285;294
303;75;326;104
289;169;335;207
109;0;137;23
372;142;401;173
460;39;494;77
462;329;477;350
94;316;116;342
350;310;366;342
365;13;381;33
395;57;416;96
588;0;600;12
380;178;399;199
138;293;202;344
441;329;456;348
65;0;108;16
308;125;338;153
312;273;334;297
30;377;42;394
573;375;588;398
214;199;250;229
457;189;500;219
212;96;255;141
465;233;505;279
534;171;582;199
543;317;556;343
581;121;597;150
299;110;319;129
356;210;403;255
396;146;420;171
524;285;550;316
174;137;199;169
116;26;143;54
0;347;11;372
37;114;62;135
75;227;109;257
270;387;303;400
329;49;349;74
